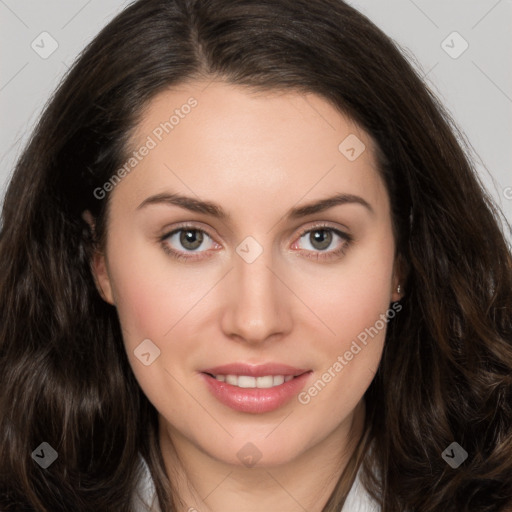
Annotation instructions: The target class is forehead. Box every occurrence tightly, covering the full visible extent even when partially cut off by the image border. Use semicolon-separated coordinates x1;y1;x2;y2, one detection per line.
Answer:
111;81;388;219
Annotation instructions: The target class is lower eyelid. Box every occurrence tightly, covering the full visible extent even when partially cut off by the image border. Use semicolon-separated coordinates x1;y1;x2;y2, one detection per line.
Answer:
300;241;349;260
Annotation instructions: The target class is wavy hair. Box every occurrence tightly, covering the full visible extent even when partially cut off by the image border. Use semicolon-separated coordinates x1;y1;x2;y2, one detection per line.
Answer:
1;0;511;510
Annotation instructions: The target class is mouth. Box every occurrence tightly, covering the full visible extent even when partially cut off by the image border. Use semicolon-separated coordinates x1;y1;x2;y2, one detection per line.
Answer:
200;363;312;413
205;373;296;388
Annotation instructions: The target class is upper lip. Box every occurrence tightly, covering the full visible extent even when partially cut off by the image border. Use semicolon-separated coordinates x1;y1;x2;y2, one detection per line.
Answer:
201;363;310;377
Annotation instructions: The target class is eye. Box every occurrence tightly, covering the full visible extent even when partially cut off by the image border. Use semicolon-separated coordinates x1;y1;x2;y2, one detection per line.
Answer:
160;225;219;261
160;223;352;262
292;224;352;261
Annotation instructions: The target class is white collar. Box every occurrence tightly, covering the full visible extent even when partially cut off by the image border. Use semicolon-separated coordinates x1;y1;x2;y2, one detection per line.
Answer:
133;455;380;512
341;465;381;512
132;456;161;512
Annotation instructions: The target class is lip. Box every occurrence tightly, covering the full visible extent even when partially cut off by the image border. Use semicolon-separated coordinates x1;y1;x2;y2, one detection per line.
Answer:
200;363;312;414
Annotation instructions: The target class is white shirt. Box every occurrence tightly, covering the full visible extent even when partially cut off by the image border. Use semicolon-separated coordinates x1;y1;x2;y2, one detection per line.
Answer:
132;455;380;512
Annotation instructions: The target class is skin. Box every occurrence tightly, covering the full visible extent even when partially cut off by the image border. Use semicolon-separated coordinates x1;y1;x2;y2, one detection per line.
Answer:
89;81;402;512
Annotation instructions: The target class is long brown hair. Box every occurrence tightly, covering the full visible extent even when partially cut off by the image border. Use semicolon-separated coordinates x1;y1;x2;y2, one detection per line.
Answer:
1;1;511;511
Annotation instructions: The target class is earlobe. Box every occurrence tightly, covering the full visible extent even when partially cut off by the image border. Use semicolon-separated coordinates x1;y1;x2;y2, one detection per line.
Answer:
391;254;408;302
391;282;402;303
82;210;115;306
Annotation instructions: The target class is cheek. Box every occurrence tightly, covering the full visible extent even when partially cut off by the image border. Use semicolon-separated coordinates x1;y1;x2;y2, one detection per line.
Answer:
106;247;201;415
105;239;217;381
107;233;204;341
110;264;172;344
294;230;395;403
298;232;395;347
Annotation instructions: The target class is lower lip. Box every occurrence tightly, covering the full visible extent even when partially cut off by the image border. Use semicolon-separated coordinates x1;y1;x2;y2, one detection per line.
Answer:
201;372;311;414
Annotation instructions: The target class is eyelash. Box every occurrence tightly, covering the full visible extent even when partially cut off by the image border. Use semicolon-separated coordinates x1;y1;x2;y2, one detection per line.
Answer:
159;222;353;262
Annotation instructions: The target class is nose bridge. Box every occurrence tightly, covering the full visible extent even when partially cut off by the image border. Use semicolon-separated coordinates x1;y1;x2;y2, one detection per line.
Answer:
222;236;291;342
237;247;276;305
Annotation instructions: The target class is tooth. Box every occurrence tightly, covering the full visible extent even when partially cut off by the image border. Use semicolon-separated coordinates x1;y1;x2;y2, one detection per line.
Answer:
218;374;292;388
226;375;238;385
238;376;256;388
256;375;274;388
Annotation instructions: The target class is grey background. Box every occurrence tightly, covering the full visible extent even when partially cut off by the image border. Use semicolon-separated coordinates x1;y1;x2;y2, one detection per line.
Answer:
1;0;511;231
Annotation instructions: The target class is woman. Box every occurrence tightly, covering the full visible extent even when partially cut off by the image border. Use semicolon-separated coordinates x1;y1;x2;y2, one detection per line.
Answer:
0;0;511;511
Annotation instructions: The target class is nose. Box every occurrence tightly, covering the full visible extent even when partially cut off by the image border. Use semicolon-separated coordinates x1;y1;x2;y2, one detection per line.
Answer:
220;244;293;345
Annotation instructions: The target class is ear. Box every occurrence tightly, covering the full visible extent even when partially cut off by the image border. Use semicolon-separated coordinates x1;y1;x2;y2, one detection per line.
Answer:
82;210;116;306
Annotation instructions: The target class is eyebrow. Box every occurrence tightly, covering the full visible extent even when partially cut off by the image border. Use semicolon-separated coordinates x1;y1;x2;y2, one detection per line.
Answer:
136;192;374;219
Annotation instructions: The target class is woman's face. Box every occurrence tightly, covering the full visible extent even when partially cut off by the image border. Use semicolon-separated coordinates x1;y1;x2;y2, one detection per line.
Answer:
92;81;400;467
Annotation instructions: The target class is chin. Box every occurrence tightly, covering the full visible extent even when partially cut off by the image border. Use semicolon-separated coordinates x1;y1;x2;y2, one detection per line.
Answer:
203;434;311;469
